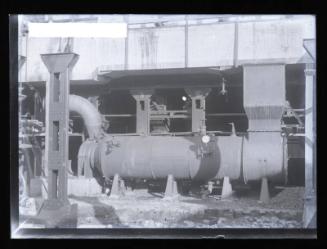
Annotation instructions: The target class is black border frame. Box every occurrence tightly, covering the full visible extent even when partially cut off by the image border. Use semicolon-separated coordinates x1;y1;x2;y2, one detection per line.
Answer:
2;0;326;246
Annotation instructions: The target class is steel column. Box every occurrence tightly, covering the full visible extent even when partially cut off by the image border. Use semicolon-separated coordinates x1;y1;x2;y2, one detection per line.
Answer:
185;88;211;133
130;89;154;135
303;65;316;227
302;39;316;228
303;69;316;225
41;53;79;209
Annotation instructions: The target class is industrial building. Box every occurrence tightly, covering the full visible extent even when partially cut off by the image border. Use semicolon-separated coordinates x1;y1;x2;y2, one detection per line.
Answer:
16;14;316;230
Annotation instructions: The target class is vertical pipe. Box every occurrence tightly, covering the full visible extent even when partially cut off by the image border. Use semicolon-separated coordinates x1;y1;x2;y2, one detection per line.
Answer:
184;15;189;68
233;21;239;67
124;15;129;70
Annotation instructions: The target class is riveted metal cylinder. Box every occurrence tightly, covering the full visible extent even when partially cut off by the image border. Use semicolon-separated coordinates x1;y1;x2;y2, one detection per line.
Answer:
81;135;244;182
242;132;286;184
78;133;286;184
97;135;219;181
214;135;243;180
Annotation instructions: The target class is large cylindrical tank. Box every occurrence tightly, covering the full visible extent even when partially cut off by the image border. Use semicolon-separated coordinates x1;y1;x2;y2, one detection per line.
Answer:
79;133;286;183
88;135;243;182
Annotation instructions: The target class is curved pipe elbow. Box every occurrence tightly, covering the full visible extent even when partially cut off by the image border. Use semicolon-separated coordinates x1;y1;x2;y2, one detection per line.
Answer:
69;94;102;139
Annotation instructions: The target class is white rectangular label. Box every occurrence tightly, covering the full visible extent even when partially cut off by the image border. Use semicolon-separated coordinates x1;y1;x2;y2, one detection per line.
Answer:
28;22;127;38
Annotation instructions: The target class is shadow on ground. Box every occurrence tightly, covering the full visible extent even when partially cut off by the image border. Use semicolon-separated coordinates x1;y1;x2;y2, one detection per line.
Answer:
69;196;125;227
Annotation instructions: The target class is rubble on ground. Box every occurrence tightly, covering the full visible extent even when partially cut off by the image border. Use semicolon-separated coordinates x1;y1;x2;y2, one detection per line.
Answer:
19;187;305;228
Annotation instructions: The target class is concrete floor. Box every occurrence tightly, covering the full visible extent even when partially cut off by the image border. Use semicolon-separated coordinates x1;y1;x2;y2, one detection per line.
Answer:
19;186;304;228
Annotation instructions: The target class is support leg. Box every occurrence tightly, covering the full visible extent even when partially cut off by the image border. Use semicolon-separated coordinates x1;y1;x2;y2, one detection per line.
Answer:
109;174;125;198
221;176;233;198
120;178;126;192
208;181;214;194
164;174;179;199
259;177;270;203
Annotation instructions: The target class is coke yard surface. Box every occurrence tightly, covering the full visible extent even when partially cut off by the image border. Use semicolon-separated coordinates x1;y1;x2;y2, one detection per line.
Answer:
20;187;304;228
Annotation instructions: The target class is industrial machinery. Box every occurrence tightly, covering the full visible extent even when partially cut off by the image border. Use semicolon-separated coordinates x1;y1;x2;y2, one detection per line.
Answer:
20;62;306;203
14;14;318;231
18;15;309;205
75;64;297;192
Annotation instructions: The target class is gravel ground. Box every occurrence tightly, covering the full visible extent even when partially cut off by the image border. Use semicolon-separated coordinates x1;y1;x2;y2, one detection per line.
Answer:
19;187;305;228
262;187;304;210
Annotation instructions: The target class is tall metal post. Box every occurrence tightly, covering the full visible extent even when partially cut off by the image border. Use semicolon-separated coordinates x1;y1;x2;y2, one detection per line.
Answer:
303;39;316;228
41;53;79;210
18;56;27;132
130;89;154;135
185;88;211;133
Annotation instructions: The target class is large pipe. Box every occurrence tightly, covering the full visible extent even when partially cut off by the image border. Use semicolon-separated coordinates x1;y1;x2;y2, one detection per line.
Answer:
79;133;286;184
69;94;102;139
